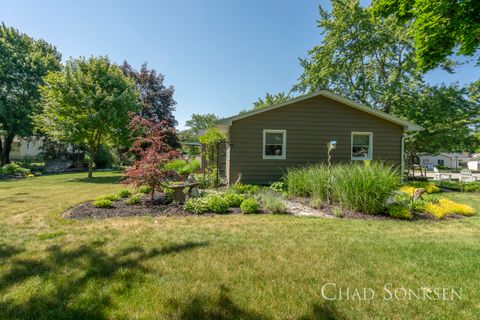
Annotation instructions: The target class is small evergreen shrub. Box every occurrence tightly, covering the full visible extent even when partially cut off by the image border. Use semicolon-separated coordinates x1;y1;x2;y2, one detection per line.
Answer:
118;189;132;198
387;204;412;220
240;198;259;214
93;198;113;208
138;186;151;194
126;194;141;205
206;195;229;213
96;194;120;201
224;193;244;207
184;197;209;214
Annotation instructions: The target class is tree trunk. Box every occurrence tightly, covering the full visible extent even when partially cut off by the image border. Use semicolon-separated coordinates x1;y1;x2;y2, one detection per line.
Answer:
88;145;96;178
151;186;155;201
0;134;15;166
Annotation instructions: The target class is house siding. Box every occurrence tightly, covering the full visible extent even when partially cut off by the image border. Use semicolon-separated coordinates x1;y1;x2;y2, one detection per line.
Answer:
228;95;404;184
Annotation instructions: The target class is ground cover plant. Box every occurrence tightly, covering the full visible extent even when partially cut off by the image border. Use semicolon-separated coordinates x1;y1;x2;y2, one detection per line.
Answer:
1;172;480;318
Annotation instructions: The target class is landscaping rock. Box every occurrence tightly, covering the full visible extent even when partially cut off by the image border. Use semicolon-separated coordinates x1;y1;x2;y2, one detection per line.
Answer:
286;199;334;218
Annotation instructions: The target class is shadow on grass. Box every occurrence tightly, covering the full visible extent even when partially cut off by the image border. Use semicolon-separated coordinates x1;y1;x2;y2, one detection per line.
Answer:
170;285;343;320
65;175;121;184
0;240;208;319
0;244;23;259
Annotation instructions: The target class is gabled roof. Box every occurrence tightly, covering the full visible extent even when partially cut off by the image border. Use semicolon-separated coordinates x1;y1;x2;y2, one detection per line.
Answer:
216;90;423;132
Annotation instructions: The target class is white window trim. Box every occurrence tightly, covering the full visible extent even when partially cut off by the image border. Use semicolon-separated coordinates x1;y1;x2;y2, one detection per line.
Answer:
263;129;286;160
351;132;373;161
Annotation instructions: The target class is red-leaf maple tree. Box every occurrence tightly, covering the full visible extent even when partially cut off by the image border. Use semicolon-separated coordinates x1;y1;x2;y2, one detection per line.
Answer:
124;114;180;201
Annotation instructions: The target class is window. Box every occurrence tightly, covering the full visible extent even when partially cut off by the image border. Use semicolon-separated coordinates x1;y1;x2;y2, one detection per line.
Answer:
438;159;444;166
351;132;372;160
263;130;286;159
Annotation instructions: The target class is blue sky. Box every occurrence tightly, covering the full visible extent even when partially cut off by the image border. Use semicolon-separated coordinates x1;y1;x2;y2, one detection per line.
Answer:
2;0;478;129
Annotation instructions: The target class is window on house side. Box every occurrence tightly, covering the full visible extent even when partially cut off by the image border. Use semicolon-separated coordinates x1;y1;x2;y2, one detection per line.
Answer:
263;130;286;159
351;132;373;160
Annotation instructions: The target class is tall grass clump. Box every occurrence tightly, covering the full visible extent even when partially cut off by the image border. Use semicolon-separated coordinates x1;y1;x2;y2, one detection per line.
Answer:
285;164;328;199
331;162;400;215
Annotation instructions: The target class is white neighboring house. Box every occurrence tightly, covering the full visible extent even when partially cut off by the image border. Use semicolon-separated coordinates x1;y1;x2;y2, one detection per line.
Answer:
419;153;477;170
9;137;44;161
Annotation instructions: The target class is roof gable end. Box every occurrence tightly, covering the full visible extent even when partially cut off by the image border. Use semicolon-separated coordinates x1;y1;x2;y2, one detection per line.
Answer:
216;90;423;132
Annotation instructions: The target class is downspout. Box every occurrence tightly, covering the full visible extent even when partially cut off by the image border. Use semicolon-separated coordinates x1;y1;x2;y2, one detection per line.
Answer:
401;130;419;181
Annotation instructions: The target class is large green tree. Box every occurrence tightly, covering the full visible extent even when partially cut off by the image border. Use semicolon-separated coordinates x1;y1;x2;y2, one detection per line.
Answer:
0;23;61;164
35;56;139;178
372;0;480;71
395;84;480;155
252;92;292;110
293;0;420;113
179;113;218;155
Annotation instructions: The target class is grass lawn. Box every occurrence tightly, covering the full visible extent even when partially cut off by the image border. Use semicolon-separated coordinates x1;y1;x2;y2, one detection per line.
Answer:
1;172;479;319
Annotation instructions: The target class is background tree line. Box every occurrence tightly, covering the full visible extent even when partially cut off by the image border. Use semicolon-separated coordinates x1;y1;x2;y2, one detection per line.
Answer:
0;23;178;177
201;0;478;156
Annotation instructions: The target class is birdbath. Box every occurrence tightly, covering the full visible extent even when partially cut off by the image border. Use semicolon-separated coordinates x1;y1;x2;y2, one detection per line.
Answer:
167;182;199;204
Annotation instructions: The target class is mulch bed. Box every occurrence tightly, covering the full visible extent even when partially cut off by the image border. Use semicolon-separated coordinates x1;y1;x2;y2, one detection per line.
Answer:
63;194;241;219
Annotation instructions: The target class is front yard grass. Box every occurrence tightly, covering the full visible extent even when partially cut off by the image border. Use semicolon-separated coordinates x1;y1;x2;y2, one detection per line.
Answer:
1;172;479;319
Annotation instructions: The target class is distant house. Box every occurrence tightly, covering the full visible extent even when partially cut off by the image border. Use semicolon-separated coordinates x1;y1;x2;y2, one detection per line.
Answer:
10;137;44;161
419;153;476;170
215;90;422;184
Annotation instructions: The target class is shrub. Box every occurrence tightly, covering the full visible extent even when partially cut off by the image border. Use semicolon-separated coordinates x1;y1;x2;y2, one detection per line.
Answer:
118;189;132;198
330;162;400;215
269;181;286;193
93;198;113;208
184;197;209;214
206;195;229;213
224;193;244;207
233;183;262;195
425;198;475;219
96;194;120;201
256;190;287;214
436;180;480;192
0;163;30;175
387;204;412;220
138;186;151;194
240;198;259;214
126;194;142;205
196;171;218;189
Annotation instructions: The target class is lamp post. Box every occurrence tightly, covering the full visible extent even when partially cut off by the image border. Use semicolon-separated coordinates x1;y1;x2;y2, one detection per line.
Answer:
326;141;337;205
